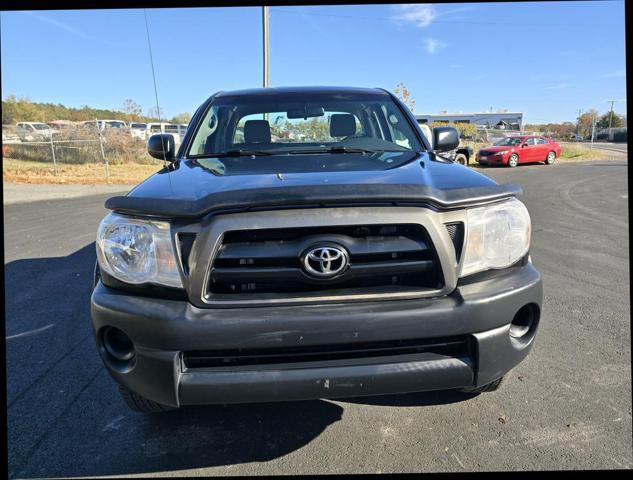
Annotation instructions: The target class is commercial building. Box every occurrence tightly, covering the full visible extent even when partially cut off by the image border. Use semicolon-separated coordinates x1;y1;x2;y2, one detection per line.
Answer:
415;110;523;131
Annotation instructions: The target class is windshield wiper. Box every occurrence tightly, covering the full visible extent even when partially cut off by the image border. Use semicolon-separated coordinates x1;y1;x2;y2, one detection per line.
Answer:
191;149;273;158
285;146;377;155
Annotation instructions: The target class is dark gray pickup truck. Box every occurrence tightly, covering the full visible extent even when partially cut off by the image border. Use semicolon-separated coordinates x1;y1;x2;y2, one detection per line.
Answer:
91;86;541;413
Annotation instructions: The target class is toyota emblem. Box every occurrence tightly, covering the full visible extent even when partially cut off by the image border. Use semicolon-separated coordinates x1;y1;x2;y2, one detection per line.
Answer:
302;245;349;278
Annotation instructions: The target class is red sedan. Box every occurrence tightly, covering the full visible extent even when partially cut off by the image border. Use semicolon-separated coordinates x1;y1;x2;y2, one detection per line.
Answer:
476;135;562;167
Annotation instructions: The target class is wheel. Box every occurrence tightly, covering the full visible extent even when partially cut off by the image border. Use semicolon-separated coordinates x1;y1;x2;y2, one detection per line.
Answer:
508;154;519;168
460;376;505;394
545;151;556;165
454;153;468;166
117;385;176;413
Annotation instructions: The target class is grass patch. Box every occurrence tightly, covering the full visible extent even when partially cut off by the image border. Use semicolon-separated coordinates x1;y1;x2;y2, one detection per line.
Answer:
559;145;594;161
2;158;161;185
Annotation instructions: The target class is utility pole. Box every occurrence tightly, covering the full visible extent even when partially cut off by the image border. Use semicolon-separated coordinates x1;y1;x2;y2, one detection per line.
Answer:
605;99;625;140
607;100;616;130
262;6;270;88
576;109;582;139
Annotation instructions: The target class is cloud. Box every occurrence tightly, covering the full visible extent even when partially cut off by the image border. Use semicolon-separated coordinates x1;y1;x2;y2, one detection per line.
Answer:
23;11;95;40
392;4;436;28
392;4;477;28
299;11;328;37
441;6;478;16
425;38;447;54
543;83;573;90
21;11;126;48
600;70;626;78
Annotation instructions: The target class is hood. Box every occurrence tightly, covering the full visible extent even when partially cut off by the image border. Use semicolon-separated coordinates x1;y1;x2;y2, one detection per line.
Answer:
105;152;522;218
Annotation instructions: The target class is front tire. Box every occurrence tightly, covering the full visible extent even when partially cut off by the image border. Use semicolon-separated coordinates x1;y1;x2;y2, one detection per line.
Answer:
454;153;468;166
460;376;505;394
508;154;519;168
118;385;177;413
545;151;556;165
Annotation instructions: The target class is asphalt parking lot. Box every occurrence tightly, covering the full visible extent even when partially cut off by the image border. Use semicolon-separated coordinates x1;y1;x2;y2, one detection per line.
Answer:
4;159;632;477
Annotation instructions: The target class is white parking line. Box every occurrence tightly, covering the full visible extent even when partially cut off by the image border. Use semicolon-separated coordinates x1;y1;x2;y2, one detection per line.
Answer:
6;323;54;340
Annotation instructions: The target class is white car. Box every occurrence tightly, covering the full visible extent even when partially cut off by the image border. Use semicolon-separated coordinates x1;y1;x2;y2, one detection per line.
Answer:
81;119;127;132
147;122;188;145
15;122;59;141
129;122;148;140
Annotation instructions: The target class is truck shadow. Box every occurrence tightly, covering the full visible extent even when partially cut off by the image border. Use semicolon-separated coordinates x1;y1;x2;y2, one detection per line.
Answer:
6;242;474;478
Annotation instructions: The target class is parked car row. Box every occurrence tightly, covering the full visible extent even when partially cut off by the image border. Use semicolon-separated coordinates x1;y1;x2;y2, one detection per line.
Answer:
15;122;60;141
11;120;188;142
81;120;188;141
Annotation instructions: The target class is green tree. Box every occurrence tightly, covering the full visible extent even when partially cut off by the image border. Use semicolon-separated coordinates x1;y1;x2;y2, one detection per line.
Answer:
597;111;623;128
429;120;476;140
170;112;192;124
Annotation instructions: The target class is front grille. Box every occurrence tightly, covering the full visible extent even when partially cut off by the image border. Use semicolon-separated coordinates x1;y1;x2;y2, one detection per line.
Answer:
445;222;465;262
183;336;472;369
206;224;443;300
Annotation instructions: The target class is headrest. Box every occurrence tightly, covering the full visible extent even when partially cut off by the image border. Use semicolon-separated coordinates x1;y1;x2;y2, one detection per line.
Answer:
330;114;356;137
244;119;271;143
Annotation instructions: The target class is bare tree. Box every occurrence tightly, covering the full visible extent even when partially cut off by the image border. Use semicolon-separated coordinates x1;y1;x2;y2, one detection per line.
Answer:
121;99;143;118
393;82;416;112
578;109;598;137
146;106;164;120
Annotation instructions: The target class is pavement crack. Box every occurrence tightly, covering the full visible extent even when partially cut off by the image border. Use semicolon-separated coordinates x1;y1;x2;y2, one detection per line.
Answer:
12;366;105;479
8;331;94;409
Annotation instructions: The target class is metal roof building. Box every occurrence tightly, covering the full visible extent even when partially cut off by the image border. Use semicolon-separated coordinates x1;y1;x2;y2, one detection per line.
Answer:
415;111;523;130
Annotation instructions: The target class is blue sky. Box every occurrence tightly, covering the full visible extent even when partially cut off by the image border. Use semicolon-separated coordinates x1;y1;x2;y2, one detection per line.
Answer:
0;1;627;123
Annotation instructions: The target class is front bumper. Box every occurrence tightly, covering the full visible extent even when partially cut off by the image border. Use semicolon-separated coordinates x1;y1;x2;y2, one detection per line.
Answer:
91;262;542;407
477;154;506;165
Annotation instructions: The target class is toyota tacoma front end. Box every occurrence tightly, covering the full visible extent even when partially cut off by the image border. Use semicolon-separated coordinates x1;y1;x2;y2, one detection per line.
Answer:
91;86;542;412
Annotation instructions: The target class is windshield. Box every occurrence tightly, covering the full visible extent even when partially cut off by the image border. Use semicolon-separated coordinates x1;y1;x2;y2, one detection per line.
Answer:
130;123;146;129
33;123;49;130
494;137;523;146
186;91;423;174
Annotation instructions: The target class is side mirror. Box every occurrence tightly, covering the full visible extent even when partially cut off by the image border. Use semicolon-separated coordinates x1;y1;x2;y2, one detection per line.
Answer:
147;134;176;161
432;126;459;152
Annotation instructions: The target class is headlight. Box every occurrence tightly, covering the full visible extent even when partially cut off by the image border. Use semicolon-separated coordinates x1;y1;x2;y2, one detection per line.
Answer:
96;213;183;288
495;150;509;155
460;198;531;277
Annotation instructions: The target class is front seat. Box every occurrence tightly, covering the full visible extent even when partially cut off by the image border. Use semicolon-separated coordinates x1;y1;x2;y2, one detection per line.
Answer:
330;114;356;137
244;119;271;143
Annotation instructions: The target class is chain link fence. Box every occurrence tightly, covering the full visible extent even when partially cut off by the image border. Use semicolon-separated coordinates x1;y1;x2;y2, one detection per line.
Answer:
2;121;158;180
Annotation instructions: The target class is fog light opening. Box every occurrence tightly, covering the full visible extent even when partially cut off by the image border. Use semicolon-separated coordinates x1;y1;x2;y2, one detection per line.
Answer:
510;304;539;339
101;326;136;363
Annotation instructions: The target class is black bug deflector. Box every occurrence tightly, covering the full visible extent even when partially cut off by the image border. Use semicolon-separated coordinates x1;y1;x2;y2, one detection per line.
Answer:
105;182;522;219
